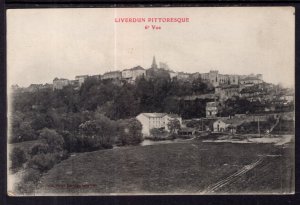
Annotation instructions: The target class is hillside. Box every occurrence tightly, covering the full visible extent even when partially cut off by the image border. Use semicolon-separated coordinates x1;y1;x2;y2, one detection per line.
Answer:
35;140;293;195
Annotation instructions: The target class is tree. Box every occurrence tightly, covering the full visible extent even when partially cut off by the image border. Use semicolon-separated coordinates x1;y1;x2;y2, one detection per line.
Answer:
60;130;78;152
28;153;61;172
10;147;27;170
163;97;179;114
18;121;37;141
167;119;181;134
39;128;64;153
117;118;143;145
111;85;138;119
79;114;117;149
30;143;50;156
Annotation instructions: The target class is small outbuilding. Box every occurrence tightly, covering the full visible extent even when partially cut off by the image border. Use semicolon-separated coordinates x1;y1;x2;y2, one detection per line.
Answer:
213;118;243;133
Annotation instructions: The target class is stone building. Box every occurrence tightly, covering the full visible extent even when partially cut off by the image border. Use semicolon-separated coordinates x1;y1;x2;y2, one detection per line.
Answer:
213;118;242;133
239;76;263;86
27;84;43;92
200;70;239;87
53;78;70;90
75;75;89;86
121;66;146;83
177;72;190;81
169;71;178;79
102;71;122;80
206;102;218;118
215;85;240;100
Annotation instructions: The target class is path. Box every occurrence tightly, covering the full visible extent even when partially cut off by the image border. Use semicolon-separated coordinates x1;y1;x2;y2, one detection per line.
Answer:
269;117;280;133
200;156;265;193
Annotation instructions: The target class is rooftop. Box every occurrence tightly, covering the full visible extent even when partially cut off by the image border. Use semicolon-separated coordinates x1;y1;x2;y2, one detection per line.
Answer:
207;102;218;106
124;66;145;71
215;118;243;127
141;113;167;118
140;113;181;118
53;78;69;81
75;75;89;78
241;76;261;81
103;71;121;74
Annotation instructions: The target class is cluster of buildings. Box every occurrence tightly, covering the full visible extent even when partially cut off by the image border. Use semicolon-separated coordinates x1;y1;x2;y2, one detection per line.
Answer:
51;57;264;90
11;56;294;124
10;55;294;138
13;56;267;93
135;110;287;137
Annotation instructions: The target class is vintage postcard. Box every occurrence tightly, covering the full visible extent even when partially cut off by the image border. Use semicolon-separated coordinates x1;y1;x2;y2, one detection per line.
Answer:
7;7;295;195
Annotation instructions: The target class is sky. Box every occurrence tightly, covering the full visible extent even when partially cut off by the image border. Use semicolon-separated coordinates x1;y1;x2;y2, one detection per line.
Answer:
7;7;295;87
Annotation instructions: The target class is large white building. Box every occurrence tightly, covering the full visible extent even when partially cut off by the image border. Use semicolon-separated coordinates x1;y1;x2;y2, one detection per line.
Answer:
239;76;263;86
200;70;239;87
75;75;89;86
121;66;146;83
136;113;182;136
53;78;70;90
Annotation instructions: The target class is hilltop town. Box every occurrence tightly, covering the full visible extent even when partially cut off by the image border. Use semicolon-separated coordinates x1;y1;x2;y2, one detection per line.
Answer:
9;57;294;194
12;56;294;113
10;56;294;141
14;56;265;91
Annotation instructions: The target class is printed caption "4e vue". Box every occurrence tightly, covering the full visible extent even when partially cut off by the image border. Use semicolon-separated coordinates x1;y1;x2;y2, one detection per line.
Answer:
145;25;161;30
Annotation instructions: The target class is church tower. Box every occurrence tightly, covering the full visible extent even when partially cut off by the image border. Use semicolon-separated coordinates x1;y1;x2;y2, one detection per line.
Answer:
151;56;158;69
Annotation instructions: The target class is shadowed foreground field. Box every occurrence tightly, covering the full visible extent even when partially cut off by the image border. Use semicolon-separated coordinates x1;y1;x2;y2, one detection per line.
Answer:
36;140;294;195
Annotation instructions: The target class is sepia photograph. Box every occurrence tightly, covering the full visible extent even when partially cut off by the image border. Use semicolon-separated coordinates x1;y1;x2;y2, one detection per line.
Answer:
6;7;295;196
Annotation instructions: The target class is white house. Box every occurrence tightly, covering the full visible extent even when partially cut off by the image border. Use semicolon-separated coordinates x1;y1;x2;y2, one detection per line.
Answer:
213;120;227;132
136;113;182;136
75;75;89;86
121;66;146;83
169;71;178;79
53;78;70;90
213;118;242;133
239;77;263;86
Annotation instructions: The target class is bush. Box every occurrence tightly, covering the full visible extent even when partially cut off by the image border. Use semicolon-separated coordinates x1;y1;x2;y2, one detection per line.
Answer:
78;115;117;150
149;128;169;139
39;128;64;152
15;168;42;194
28;152;62;172
169;133;178;139
76;135;101;152
116;119;143;146
10;121;37;143
10;147;27;170
237;121;273;134
61;131;78;152
23;168;41;184
77;135;114;152
16;181;37;195
30;143;49;156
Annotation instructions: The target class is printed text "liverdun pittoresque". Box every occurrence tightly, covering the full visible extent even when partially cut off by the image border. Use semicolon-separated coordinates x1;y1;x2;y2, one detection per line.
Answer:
115;17;190;23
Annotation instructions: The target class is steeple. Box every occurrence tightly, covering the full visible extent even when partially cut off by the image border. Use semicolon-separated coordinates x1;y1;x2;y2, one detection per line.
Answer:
151;56;158;69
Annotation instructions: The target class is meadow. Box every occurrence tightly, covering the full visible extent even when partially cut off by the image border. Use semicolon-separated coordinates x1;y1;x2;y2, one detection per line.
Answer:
34;139;293;195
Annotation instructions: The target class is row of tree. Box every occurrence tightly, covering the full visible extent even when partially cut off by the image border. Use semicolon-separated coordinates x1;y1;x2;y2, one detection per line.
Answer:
10;75;215;143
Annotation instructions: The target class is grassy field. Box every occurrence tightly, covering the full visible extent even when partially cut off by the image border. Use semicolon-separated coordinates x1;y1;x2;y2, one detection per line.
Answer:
35;140;294;195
